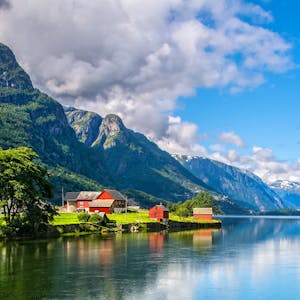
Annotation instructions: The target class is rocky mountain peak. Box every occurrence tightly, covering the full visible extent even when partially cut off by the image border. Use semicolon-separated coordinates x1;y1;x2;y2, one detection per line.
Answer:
98;114;127;149
0;43;33;90
64;107;102;147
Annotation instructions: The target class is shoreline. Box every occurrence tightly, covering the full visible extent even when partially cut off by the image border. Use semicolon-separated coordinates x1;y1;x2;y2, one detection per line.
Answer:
0;219;222;241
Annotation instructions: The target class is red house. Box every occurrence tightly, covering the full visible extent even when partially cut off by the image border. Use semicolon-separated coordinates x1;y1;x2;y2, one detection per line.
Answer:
65;191;101;212
97;189;127;213
193;208;213;220
65;189;127;214
149;204;169;222
89;200;115;214
76;191;102;210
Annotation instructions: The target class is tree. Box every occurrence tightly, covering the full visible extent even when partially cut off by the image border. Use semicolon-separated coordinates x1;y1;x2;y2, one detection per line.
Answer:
170;192;218;217
175;206;190;218
0;147;56;235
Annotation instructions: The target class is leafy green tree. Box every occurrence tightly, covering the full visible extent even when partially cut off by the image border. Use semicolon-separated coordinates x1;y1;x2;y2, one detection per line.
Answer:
191;192;213;208
170;192;218;217
0;147;56;235
175;206;190;218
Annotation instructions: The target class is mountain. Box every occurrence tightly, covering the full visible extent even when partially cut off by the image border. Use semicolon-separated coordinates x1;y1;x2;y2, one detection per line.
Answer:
65;107;210;202
0;43;114;200
269;180;300;209
0;42;210;206
174;155;284;212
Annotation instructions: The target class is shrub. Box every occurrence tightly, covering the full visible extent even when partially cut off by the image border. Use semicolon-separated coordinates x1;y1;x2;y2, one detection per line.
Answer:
89;213;102;223
89;213;107;226
77;212;90;222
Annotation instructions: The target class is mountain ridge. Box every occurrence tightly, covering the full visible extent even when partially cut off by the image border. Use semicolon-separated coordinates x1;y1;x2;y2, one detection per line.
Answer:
174;154;284;212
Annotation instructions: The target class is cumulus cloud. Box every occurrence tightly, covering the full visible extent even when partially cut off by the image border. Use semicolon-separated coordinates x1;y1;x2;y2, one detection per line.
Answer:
0;0;293;155
156;116;207;155
207;146;300;184
0;0;10;10
219;131;245;147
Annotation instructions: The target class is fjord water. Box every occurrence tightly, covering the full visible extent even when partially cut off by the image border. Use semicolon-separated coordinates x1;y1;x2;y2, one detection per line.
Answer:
1;217;300;299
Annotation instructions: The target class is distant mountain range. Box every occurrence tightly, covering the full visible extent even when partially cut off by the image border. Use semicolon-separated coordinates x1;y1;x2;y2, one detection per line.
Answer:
269;180;300;209
174;155;284;212
0;42;293;213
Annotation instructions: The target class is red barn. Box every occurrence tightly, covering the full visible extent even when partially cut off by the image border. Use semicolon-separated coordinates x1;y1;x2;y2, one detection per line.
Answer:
65;189;127;214
76;191;102;210
89;200;115;214
193;208;213;220
149;204;169;222
98;189;127;213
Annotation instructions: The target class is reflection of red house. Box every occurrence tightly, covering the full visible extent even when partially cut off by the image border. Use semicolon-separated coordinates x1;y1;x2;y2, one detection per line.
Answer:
149;204;169;222
149;233;165;253
193;208;213;220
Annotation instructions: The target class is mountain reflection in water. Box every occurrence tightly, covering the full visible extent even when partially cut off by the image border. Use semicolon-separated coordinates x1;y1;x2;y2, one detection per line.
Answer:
1;217;300;299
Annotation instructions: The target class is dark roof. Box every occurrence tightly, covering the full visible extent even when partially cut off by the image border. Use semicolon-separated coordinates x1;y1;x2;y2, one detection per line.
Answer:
77;191;102;200
89;200;115;208
65;192;80;200
103;189;126;201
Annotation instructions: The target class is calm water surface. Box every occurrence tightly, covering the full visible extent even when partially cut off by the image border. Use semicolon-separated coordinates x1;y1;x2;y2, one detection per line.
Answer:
1;217;300;299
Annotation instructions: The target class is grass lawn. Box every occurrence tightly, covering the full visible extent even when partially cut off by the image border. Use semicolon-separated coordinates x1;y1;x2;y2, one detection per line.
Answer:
108;212;154;224
52;213;83;225
51;211;221;226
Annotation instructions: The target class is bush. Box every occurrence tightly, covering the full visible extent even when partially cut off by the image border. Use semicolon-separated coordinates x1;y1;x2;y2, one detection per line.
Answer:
175;206;190;218
89;213;102;223
77;212;90;222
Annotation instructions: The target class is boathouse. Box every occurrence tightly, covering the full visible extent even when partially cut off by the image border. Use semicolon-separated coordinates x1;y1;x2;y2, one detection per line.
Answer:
149;204;169;222
193;207;213;220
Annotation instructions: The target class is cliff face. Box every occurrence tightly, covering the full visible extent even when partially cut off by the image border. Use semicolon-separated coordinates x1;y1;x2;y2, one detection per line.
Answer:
174;155;284;212
0;43;33;90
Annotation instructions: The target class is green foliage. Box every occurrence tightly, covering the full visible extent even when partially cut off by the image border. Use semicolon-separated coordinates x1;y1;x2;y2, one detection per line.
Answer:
89;213;101;222
0;147;57;235
175;206;190;218
168;192;219;217
89;213;108;226
77;212;90;222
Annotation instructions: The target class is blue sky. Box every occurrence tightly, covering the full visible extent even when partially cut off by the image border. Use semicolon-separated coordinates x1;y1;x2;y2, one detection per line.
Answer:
0;0;299;183
176;0;300;162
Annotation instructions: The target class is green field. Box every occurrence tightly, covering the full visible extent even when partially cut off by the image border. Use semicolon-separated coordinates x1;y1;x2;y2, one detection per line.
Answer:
52;211;220;225
52;213;83;225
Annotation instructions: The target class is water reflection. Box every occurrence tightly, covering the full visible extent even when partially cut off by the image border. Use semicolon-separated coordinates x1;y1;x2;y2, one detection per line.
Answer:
1;218;300;299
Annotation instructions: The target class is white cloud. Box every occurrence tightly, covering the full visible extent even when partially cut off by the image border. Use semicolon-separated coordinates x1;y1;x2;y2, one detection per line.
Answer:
210;144;225;152
0;0;293;154
156;116;207;155
208;146;300;184
219;131;245;147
